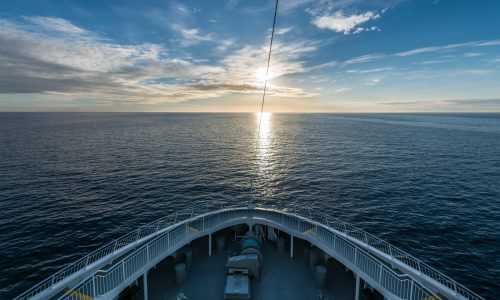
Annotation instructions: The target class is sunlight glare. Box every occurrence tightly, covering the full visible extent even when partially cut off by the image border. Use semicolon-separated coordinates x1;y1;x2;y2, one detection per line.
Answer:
255;67;274;85
256;112;272;159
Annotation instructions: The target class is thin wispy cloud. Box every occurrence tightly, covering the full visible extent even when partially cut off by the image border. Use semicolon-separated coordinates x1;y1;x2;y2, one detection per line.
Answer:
275;27;292;35
346;67;394;74
379;98;500;107
24;16;87;34
396;40;500;57
344;54;386;65
344;39;500;66
334;87;350;94
172;25;213;47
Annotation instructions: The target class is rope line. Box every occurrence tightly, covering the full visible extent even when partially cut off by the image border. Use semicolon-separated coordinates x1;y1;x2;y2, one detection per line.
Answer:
250;0;279;206
257;0;279;132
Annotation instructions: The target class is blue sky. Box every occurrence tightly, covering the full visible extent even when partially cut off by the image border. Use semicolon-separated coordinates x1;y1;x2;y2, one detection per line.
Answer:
1;0;500;112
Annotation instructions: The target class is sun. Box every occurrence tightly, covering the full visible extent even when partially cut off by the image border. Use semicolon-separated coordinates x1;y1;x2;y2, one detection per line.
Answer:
255;67;275;84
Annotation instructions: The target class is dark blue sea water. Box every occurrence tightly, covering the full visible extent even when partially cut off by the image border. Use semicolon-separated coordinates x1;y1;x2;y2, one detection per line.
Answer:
0;113;499;299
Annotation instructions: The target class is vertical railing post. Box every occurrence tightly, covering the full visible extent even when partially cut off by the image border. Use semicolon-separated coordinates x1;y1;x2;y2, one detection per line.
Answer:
85;255;90;267
209;233;212;257
122;261;126;281
389;246;395;269
92;276;97;298
354;247;358;266
355;274;360;300
143;271;149;300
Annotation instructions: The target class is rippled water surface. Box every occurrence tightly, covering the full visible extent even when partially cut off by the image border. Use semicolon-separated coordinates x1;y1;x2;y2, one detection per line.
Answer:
0;113;499;299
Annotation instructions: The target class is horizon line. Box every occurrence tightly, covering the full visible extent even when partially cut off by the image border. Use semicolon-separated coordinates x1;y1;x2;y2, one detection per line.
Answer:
1;111;500;114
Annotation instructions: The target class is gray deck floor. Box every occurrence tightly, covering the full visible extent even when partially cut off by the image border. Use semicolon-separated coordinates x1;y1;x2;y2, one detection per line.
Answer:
132;233;358;300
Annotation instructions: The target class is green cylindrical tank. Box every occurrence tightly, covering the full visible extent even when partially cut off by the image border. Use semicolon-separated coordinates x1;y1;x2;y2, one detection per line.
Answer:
240;237;260;252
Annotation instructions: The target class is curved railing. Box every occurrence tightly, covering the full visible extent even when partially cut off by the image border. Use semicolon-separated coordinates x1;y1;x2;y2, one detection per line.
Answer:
274;205;484;300
14;202;241;300
57;207;436;300
17;204;484;300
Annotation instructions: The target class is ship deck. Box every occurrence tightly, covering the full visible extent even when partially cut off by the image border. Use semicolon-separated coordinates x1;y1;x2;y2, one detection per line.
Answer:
129;230;365;300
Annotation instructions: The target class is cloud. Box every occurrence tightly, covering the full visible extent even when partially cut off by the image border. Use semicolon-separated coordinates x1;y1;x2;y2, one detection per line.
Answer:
275;27;292;35
352;26;380;34
24;16;87;34
342;39;500;65
305;60;338;72
280;0;314;11
221;39;320;84
452;69;492;76
419;59;452;65
172;25;213;47
366;78;381;85
380;98;500;107
215;39;235;52
189;83;312;97
0;17;315;105
344;53;386;65
463;52;483;58
310;10;380;34
396;40;500;57
334;87;350;93
346;67;394;73
370;98;500;113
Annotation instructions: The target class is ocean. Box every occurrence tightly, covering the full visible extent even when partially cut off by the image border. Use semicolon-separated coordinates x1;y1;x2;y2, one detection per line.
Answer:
0;113;499;299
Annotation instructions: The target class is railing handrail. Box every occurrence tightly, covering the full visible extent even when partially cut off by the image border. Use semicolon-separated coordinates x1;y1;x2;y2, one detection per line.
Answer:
14;201;241;300
274;205;482;300
16;203;484;300
60;206;434;300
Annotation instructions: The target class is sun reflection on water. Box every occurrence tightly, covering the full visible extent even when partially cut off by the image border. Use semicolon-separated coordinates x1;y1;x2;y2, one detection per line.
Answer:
256;112;272;159
254;112;275;200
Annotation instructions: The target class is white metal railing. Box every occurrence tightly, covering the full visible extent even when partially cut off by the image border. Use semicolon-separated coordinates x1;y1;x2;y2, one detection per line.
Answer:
14;202;241;300
52;206;484;300
272;205;484;300
17;204;484;300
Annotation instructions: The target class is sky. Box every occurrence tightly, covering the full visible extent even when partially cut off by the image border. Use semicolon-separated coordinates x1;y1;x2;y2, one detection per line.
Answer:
1;0;500;112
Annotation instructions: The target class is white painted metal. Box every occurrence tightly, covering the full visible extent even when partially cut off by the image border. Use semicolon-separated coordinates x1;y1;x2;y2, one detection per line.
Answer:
16;204;484;300
209;232;212;257
14;202;234;300
143;271;148;300
355;274;360;300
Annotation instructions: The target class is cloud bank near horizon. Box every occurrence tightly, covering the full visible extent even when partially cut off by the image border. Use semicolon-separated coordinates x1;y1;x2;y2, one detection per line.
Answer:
1;0;500;112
